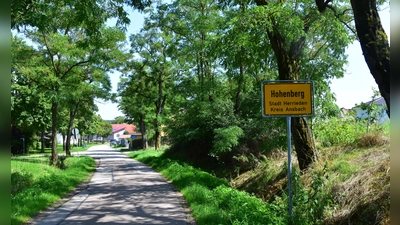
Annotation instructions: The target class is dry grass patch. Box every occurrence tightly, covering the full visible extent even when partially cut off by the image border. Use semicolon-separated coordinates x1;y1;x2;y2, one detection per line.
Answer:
231;136;390;225
323;147;390;225
355;132;390;148
230;148;301;202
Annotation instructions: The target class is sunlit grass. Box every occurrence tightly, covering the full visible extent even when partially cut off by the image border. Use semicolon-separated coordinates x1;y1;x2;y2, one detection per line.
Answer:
127;149;286;225
11;156;95;225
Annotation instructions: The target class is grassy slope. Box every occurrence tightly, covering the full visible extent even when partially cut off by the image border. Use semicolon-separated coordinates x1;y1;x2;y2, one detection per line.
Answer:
11;156;96;225
231;135;390;224
128;124;390;225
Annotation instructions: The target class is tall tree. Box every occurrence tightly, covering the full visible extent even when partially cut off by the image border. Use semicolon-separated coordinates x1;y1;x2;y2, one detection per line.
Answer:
62;28;125;156
250;0;352;170
11;0;148;165
121;26;174;150
96;115;113;140
15;13;125;166
118;78;152;149
314;0;390;117
11;35;52;154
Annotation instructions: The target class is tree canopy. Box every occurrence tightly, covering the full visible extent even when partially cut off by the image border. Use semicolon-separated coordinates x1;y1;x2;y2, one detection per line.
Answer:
12;0;389;172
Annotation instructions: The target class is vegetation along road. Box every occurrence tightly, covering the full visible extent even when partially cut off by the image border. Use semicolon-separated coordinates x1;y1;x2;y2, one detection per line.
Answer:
30;145;194;225
11;0;390;224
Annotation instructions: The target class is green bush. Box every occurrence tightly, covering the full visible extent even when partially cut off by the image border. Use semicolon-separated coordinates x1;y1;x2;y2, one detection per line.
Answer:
274;167;332;225
211;126;244;157
213;185;285;225
313;118;364;147
11;170;34;196
313;117;388;148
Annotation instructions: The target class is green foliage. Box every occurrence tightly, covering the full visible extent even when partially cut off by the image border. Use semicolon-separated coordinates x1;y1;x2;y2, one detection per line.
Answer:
211;126;244;157
313;117;364;147
11;170;34;196
12;6;126;160
128;149;286;225
212;185;284;225
355;87;387;132
331;160;359;181
113;116;126;124
168;98;243;161
11;156;95;225
313;92;388;148
96;115;113;138
274;167;332;225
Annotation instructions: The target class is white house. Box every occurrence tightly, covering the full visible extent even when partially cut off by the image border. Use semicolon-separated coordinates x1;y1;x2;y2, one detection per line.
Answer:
353;96;389;124
106;123;142;147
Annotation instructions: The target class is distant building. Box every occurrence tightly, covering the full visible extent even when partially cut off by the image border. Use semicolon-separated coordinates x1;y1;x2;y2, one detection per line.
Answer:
106;123;142;147
339;107;351;118
353;96;389;124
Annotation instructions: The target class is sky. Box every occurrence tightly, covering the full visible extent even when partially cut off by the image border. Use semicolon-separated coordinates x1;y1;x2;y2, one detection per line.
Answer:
96;4;391;120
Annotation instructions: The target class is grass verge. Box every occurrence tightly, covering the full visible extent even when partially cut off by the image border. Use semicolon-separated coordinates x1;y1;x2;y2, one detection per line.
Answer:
231;138;390;224
11;156;96;225
127;148;286;225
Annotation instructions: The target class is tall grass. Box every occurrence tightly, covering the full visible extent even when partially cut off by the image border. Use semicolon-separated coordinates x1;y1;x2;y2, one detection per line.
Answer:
128;148;286;225
11;156;95;225
313;118;389;148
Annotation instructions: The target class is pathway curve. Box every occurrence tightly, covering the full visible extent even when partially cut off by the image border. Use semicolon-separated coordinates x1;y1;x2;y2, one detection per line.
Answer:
35;145;194;225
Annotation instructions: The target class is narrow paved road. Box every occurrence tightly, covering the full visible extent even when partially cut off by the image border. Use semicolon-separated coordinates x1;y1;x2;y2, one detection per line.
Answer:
35;145;194;225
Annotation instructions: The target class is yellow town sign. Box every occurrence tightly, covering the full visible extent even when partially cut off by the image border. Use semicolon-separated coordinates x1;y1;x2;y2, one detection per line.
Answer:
262;81;314;117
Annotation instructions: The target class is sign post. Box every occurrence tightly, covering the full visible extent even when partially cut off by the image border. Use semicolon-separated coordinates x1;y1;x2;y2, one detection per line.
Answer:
261;80;314;220
286;116;293;217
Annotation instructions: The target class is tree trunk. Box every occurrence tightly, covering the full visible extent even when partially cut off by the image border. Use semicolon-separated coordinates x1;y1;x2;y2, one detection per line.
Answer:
66;102;80;156
155;130;161;150
139;113;148;150
154;68;166;150
291;117;316;171
350;0;390;117
66;126;72;157
51;102;58;167
62;134;66;151
40;131;45;153
264;16;316;171
154;117;161;150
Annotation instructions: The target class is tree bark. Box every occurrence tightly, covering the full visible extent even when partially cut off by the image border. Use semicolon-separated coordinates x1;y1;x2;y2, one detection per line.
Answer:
154;116;161;150
51;102;58;167
262;9;316;171
62;134;66;151
40;131;45;153
291;117;316;171
139;113;148;150
155;129;161;150
154;67;166;150
350;0;390;117
65;126;72;157
66;101;80;156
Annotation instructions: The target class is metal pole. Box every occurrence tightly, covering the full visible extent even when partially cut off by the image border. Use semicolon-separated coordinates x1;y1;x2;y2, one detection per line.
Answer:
287;117;293;219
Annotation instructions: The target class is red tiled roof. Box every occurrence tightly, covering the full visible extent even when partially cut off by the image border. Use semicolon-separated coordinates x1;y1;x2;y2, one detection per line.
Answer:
111;123;137;134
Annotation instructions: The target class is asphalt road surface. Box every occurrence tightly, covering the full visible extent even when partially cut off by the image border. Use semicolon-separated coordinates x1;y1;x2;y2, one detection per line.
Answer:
33;145;195;225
